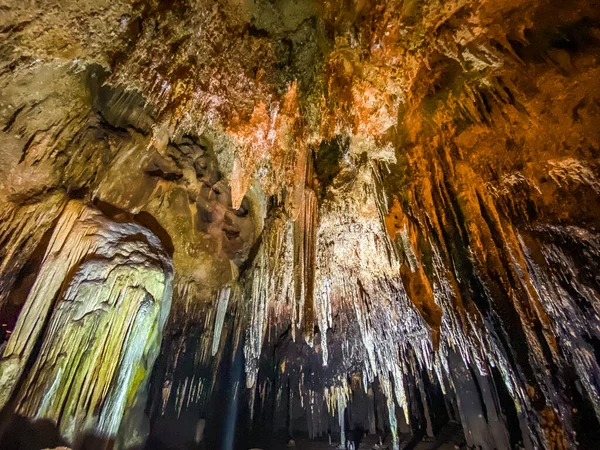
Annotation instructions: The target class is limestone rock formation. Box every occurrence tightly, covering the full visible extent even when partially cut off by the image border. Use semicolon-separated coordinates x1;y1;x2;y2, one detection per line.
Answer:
0;0;599;449
0;200;173;447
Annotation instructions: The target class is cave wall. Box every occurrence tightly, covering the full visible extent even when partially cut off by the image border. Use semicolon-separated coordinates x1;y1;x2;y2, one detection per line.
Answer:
0;0;600;449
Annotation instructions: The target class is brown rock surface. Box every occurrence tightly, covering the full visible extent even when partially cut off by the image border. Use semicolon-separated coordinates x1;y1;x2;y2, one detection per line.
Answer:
0;1;599;449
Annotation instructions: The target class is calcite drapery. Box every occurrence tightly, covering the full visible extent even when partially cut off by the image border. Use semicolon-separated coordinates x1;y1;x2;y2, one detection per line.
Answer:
1;0;600;449
0;200;173;445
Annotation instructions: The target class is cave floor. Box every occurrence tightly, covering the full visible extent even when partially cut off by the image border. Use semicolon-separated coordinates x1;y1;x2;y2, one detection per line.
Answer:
283;442;458;450
271;438;460;450
267;424;464;450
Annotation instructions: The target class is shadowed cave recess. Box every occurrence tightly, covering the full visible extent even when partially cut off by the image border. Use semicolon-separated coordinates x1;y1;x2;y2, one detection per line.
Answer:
1;1;600;449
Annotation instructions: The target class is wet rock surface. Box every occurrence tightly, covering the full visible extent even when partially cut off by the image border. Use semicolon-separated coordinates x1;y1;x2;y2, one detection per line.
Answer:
0;1;599;449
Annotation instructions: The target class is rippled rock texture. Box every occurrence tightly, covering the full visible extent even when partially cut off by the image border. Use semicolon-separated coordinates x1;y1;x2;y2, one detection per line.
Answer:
1;0;600;449
0;200;173;448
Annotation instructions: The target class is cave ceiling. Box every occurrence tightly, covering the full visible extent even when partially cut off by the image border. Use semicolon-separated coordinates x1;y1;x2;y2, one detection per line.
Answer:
1;0;600;449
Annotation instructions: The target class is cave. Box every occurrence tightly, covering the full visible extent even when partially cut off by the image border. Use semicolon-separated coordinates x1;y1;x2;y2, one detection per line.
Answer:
1;1;600;450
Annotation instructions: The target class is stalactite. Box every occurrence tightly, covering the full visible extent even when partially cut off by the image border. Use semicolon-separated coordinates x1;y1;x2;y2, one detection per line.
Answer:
293;188;318;346
379;375;399;450
0;193;68;310
1;1;599;449
212;285;231;356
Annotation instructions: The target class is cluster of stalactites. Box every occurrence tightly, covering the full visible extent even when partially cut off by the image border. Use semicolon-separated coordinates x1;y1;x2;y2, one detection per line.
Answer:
239;151;437;449
157;280;247;421
230;131;600;450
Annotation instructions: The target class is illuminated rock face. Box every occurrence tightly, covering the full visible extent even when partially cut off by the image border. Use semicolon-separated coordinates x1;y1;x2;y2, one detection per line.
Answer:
0;1;600;450
0;200;173;447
